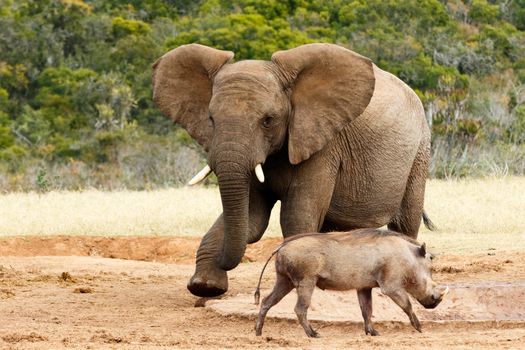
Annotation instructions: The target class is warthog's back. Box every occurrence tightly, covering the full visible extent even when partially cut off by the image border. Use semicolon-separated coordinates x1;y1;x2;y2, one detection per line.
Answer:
276;230;419;291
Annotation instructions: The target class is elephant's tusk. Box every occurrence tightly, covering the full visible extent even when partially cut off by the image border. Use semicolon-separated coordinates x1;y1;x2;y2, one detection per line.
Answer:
255;164;265;183
441;286;449;298
188;165;212;186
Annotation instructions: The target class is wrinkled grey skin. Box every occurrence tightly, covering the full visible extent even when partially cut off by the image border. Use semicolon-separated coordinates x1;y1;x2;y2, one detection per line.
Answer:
255;229;448;337
152;43;432;297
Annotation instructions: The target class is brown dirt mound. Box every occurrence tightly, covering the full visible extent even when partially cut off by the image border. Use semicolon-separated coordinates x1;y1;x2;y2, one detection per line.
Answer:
0;235;280;264
2;236;524;282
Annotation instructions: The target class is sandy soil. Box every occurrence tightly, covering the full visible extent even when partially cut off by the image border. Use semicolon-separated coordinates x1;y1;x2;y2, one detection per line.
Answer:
0;236;524;349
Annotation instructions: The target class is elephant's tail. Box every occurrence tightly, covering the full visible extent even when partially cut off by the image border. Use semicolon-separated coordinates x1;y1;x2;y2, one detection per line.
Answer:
422;210;437;231
254;244;284;305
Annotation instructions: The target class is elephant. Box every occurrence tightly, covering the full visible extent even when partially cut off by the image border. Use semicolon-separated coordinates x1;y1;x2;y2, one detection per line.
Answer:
152;43;433;297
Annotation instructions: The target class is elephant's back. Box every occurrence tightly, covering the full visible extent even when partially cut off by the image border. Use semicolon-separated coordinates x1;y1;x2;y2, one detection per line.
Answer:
325;65;429;228
359;64;428;140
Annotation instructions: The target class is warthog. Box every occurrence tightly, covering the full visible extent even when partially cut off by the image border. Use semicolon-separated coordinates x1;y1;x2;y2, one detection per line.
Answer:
254;229;448;337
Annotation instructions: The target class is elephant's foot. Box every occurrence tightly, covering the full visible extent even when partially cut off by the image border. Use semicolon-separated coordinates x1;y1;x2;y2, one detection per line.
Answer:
187;267;228;297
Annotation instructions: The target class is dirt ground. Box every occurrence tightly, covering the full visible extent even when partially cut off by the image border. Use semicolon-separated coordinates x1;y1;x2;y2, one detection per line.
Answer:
1;236;524;349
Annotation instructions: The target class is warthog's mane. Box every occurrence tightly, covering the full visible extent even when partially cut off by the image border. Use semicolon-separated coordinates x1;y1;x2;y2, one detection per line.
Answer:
282;228;422;247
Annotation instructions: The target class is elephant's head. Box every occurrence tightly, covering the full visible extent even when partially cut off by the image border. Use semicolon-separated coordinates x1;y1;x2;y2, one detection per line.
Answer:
152;43;375;271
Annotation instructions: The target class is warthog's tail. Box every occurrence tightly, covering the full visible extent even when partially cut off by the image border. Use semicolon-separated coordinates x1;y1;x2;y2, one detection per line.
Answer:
254;233;328;304
422;210;437;231
254;232;332;304
254;246;281;305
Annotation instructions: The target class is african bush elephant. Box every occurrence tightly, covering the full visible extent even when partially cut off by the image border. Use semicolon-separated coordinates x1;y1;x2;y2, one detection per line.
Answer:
152;43;432;297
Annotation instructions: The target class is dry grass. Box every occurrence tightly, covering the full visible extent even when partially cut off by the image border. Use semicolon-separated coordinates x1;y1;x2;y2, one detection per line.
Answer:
0;188;225;237
419;176;525;253
0;177;524;254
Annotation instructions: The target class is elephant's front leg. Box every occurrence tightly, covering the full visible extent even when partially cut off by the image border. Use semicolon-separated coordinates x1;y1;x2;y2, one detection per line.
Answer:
188;185;276;297
187;215;228;297
280;157;338;236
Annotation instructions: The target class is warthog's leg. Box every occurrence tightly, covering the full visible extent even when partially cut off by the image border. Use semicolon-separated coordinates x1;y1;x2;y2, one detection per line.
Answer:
384;289;422;332
357;288;379;336
255;274;294;336
294;278;319;338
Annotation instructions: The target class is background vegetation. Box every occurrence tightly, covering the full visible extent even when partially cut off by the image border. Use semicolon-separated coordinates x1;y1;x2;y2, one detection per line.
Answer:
1;0;524;191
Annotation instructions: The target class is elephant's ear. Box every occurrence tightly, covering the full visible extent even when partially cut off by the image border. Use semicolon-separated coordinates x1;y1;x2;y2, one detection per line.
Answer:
152;44;234;150
272;43;375;164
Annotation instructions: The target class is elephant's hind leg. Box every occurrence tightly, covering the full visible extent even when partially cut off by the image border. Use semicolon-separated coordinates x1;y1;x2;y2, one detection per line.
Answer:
387;140;430;239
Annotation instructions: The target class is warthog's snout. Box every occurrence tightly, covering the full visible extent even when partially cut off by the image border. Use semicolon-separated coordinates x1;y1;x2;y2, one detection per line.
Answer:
422;286;449;309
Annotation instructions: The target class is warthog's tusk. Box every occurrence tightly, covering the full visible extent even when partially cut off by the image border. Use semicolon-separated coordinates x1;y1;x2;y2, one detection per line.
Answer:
255;164;265;183
441;286;450;298
188;165;212;185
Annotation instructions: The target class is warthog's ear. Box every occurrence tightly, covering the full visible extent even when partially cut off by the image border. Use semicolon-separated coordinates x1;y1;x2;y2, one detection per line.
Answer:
419;243;427;257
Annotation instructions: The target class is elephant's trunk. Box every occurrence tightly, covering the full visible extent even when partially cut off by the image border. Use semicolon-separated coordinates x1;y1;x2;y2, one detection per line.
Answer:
213;145;251;271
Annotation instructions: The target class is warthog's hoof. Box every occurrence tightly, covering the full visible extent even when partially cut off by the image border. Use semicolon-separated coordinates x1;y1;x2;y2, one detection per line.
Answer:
366;328;379;336
187;271;228;297
308;330;320;338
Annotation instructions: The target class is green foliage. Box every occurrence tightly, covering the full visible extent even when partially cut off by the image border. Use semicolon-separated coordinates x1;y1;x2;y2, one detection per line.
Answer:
0;112;14;149
36;167;50;192
0;88;8;107
0;0;524;188
167;12;313;60
469;0;500;25
112;16;151;39
507;0;525;30
507;105;525;144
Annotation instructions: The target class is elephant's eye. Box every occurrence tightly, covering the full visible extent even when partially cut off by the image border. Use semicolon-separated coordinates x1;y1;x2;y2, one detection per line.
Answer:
209;114;215;127
261;116;273;129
